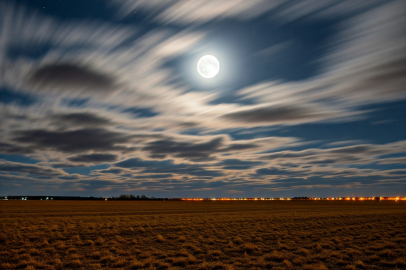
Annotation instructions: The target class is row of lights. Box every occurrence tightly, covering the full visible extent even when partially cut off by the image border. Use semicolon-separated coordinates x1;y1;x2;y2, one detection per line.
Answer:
180;197;405;201
181;198;291;201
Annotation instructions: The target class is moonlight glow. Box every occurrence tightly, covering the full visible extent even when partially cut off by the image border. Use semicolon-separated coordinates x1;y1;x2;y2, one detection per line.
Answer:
197;55;219;78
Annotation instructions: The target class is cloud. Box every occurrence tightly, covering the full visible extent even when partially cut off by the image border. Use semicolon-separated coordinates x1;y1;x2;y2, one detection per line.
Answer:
0;3;136;98
113;0;387;26
140;135;297;161
142;137;224;161
216;159;264;170
11;128;133;153
255;167;305;177
378;157;406;164
50;112;112;127
115;158;223;177
260;141;406;171
221;104;354;125
68;154;118;163
229;1;406;127
0;142;33;154
135;174;174;179
28;63;115;94
0;160;65;177
113;0;282;23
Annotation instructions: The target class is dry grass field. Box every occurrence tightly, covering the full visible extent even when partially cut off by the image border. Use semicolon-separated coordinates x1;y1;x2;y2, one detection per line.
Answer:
0;201;405;270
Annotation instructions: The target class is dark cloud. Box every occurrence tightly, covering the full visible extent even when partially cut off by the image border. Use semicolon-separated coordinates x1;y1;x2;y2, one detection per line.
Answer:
68;153;117;163
222;143;258;152
28;63;115;93
0;161;64;176
0;142;34;154
142;137;222;161
145;167;223;177
135;174;173;179
262;150;317;159
142;136;259;161
307;159;337;165
222;105;332;124
255;167;303;177
115;158;223;177
12;128;132;153
59;175;81;180
329;145;381;155
116;158;170;169
216;159;263;170
51;112;112;127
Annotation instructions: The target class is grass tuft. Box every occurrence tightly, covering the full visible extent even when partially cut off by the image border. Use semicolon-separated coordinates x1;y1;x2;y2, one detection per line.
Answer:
283;259;293;268
171;257;188;267
264;251;284;262
157;234;165;242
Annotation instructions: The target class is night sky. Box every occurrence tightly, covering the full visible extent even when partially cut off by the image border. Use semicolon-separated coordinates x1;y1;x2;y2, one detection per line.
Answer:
0;0;405;198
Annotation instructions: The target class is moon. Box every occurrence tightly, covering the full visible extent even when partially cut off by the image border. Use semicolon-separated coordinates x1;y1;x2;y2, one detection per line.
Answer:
197;55;219;78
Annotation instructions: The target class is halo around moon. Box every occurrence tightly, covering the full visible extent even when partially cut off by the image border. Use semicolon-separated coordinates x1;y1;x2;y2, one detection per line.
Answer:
197;55;219;78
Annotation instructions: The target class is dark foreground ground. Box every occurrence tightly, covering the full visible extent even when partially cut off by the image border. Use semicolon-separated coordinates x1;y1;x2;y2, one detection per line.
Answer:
0;201;405;269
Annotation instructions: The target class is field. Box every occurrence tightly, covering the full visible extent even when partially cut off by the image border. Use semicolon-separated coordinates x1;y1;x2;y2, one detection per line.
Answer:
0;201;405;270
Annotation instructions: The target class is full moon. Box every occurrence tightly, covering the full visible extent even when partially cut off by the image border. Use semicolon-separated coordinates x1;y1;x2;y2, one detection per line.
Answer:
197;55;219;78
